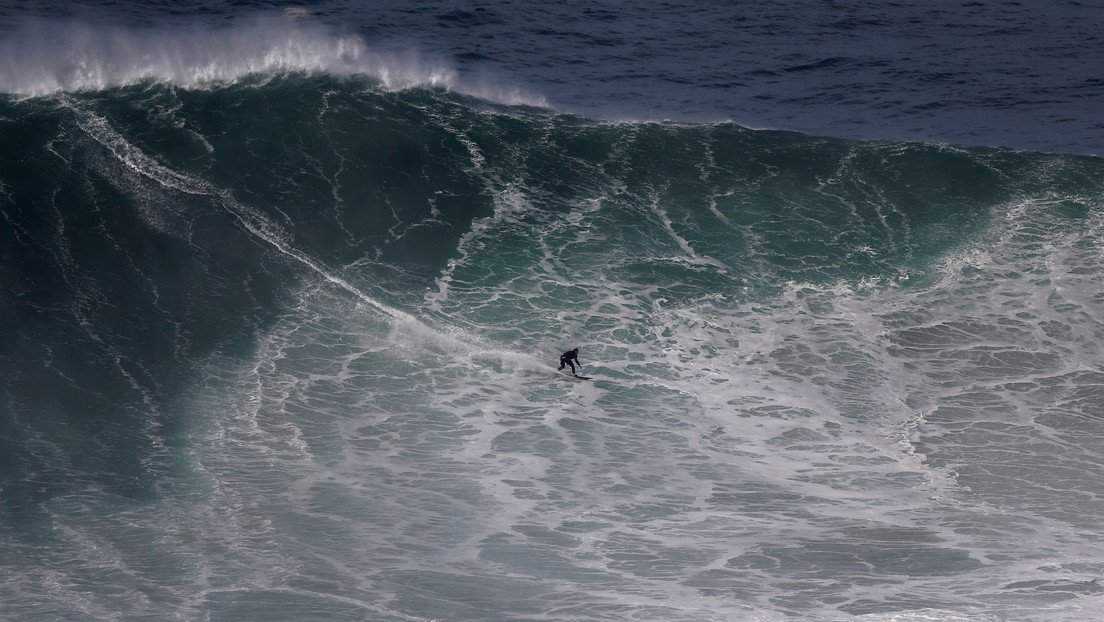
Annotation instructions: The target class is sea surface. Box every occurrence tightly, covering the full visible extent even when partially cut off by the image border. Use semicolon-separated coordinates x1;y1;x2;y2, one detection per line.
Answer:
2;2;1104;621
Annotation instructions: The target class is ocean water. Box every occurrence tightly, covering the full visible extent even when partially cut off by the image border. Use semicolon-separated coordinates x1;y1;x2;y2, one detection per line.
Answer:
2;3;1104;621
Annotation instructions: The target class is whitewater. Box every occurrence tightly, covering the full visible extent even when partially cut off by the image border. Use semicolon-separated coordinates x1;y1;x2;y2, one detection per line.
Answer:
3;6;1104;622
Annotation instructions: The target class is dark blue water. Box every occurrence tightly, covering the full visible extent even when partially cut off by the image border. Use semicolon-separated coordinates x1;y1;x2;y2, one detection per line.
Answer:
3;3;1104;621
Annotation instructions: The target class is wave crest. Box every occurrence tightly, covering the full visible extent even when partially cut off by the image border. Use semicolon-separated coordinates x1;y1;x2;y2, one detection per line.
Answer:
0;15;459;96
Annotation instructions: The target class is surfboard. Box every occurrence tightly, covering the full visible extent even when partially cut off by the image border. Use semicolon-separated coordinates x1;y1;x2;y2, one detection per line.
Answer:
564;366;594;380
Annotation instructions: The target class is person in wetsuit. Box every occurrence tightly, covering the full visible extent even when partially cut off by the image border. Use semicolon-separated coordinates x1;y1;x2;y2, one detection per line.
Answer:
559;348;581;375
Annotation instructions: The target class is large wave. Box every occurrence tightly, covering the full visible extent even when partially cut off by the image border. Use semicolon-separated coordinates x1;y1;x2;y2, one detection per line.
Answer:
4;74;1104;619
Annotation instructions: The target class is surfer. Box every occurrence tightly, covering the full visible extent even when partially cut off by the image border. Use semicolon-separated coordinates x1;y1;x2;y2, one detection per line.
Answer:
558;348;581;375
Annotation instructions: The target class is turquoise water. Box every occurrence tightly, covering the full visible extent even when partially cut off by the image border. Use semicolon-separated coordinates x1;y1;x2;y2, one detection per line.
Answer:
3;63;1104;622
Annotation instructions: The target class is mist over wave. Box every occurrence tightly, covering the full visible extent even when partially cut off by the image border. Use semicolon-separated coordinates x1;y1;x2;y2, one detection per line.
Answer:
0;14;543;106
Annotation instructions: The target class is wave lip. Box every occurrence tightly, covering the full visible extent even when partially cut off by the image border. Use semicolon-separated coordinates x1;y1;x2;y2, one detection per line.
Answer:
0;16;458;96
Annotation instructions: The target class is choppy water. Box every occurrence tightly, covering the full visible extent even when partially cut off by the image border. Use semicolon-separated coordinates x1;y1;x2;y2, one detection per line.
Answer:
3;3;1104;621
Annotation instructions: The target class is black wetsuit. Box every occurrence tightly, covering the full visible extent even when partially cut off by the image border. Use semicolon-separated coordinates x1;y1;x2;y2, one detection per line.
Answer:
559;350;580;373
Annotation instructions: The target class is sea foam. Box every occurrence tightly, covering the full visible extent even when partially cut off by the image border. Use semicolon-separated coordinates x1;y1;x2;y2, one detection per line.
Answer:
0;14;456;97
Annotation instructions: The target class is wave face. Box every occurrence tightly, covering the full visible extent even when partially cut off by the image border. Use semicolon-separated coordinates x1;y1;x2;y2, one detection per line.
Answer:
3;76;1104;621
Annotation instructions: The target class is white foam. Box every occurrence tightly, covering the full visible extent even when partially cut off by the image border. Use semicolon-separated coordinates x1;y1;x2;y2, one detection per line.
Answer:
1;16;461;98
